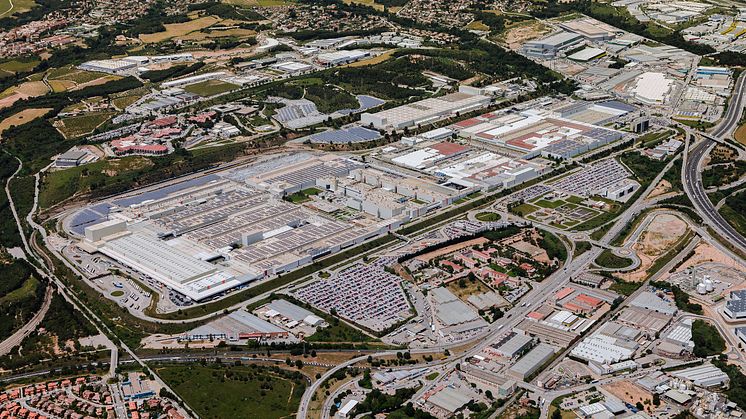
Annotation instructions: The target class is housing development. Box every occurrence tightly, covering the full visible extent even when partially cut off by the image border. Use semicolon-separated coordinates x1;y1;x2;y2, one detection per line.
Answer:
0;0;746;419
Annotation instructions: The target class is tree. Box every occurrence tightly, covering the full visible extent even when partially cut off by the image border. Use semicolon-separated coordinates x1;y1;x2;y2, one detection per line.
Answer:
295;359;304;369
551;409;562;419
653;393;660;406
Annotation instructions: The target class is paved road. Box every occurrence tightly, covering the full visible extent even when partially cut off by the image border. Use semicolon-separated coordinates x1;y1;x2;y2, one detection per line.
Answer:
0;286;53;356
683;72;746;255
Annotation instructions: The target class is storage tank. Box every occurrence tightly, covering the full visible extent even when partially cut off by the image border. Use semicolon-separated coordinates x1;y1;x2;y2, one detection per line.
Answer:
705;279;714;292
697;282;707;295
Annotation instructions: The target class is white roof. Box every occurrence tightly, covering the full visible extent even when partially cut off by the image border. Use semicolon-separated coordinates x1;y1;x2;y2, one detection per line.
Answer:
568;47;606;61
633;72;673;104
338;399;358;416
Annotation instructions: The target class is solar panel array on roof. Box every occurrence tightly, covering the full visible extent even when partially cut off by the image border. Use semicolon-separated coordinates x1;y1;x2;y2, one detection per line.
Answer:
598;100;637;113
300;126;382;144
336;95;385;115
114;174;220;207
585;127;623;142
70;203;113;235
275;100;320;122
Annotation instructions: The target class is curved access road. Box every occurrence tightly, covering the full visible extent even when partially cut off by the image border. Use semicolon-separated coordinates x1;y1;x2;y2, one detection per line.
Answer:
683;72;746;256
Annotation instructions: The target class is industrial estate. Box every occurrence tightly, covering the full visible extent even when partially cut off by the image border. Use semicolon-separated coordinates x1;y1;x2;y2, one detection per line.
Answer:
0;0;746;418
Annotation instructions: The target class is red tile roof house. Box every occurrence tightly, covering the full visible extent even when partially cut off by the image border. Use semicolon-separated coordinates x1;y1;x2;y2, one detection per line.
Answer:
519;263;536;274
111;137;168;156
439;259;463;273
455;253;477;268
469;250;491;263
149;116;177;128
188;111;217;124
478;267;508;286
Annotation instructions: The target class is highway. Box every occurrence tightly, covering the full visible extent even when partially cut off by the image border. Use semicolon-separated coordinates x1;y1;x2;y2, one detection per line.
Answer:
683;71;746;255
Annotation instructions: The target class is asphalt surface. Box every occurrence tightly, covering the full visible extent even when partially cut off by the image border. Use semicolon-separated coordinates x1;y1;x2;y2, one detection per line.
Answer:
683;72;746;254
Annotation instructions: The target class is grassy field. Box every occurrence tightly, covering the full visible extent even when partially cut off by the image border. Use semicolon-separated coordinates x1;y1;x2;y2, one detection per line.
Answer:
510;202;539;217
0;108;52;138
0;81;48;100
346;49;397;68
183;80;239;97
181;27;257;41
595;249;634;270
466;20;490;31
48;80;76;93
111;95;141;110
48;67;113;85
156;364;306;419
0;0;35;17
720;204;746;238
284;188;321;203
0;276;39;305
57;112;116;139
534;198;566;209
140;16;221;43
735;124;746;146
342;0;384;11
447;278;492;301
39;157;155;208
0;57;40;75
475;212;501;222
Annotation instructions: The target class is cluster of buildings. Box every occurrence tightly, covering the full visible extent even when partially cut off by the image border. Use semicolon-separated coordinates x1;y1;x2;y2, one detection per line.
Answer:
0;375;182;419
181;310;292;343
445;101;625;160
90;112;240;159
429;287;489;338
105;116;182;157
73;149;472;303
517;15;725;117
612;0;712;24
255;299;326;338
677;66;734;123
79;53;193;75
362;91;493;131
682;11;746;52
644;137;684;160
0;18;75;58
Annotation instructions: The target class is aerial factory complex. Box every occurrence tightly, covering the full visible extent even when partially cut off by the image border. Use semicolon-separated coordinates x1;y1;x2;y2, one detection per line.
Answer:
1;0;746;418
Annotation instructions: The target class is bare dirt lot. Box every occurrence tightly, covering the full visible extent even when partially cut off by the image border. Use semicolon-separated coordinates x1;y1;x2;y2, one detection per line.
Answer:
603;380;654;406
501;21;550;50
647;179;673;199
0;107;52;138
619;213;689;282
637;213;687;257
660;241;746;281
